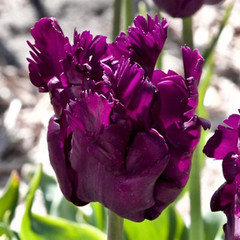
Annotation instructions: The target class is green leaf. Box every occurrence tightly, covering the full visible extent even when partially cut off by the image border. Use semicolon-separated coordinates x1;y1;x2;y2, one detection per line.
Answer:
0;222;20;240
24;214;106;240
198;56;214;119
203;212;225;240
124;205;188;240
20;164;106;240
0;170;19;236
112;0;122;40
125;215;168;240
0;210;20;240
39;171;58;214
50;196;79;222
167;206;189;240
38;169;79;222
88;203;107;232
123;0;134;32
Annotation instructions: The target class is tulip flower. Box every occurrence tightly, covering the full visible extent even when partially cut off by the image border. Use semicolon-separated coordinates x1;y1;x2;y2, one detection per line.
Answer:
203;111;240;240
154;0;224;18
27;14;209;222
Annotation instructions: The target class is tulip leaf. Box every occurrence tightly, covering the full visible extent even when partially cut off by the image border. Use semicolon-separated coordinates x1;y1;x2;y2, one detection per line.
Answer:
39;170;58;214
197;54;214;168
50;195;79;222
89;202;107;232
0;222;20;240
203;212;225;240
0;171;19;236
124;205;188;240
20;165;106;240
38;170;79;222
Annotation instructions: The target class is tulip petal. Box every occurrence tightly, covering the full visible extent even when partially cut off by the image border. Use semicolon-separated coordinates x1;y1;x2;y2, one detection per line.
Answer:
182;46;204;85
105;58;154;129
211;182;235;212
28;15;207;223
67;93;113;133
203;126;238;159
223;113;240;130
110;15;168;78
152;69;188;129
147;150;192;219
47;116;88;206
153;0;205;18
70;144;170;221
28;18;69;91
126;128;169;174
166;118;201;151
222;154;240;183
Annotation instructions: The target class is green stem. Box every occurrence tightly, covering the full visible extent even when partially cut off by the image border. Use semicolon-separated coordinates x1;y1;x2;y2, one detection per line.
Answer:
189;146;204;240
107;210;124;240
156;50;163;70
123;0;134;32
112;0;122;40
183;15;203;240
182;17;194;49
154;9;162;70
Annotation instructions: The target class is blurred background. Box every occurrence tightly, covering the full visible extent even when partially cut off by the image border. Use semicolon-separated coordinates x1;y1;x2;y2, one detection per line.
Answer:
0;0;239;231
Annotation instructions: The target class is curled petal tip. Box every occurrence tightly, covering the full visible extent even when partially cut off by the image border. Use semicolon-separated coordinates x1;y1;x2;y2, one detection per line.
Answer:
182;46;204;85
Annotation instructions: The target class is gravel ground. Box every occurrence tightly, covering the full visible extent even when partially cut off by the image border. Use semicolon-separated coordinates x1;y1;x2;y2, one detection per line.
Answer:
0;0;239;232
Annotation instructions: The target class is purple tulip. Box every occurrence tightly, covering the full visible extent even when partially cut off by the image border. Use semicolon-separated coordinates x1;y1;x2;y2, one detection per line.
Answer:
154;0;224;18
203;111;240;240
28;15;209;221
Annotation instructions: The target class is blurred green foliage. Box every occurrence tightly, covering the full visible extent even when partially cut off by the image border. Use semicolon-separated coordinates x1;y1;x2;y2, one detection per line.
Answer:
0;164;225;240
20;165;106;240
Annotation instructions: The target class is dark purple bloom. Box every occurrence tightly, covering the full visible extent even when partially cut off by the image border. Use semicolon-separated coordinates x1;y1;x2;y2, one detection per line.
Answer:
28;15;209;221
203;111;240;240
154;0;224;18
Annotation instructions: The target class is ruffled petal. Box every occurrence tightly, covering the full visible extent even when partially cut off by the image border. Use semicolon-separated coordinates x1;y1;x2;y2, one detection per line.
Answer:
223;113;240;130
66;30;108;83
151;69;188;129
211;182;235;212
105;58;154;130
204;109;240;240
28;18;69;91
182;46;204;85
222;154;240;183
203;126;239;159
67;93;130;175
67;92;113;133
166;118;201;152
211;180;240;240
110;15;168;78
